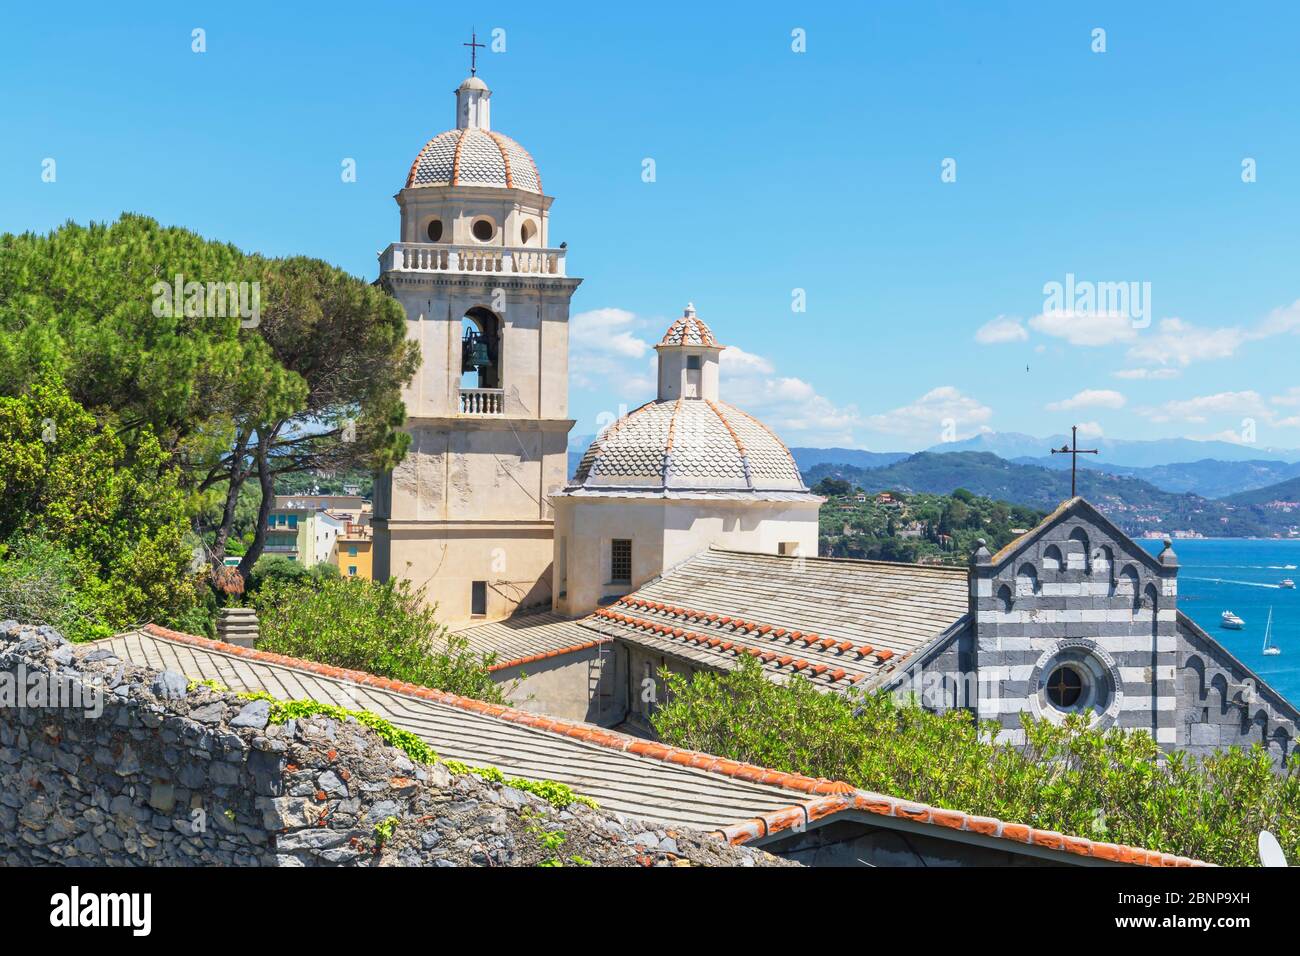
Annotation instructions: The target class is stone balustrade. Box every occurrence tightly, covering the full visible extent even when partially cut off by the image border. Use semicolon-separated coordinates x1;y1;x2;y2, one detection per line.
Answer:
460;388;504;415
380;242;566;277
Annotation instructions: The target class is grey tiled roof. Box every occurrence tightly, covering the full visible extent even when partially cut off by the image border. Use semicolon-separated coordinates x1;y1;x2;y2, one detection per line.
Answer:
96;629;808;830
457;610;604;668
579;547;970;692
406;127;542;193
567;399;811;494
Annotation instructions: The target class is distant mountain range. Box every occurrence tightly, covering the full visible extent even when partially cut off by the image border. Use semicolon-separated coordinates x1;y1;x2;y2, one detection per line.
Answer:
565;428;1300;532
923;432;1300;468
785;433;1300;500
804;452;1298;538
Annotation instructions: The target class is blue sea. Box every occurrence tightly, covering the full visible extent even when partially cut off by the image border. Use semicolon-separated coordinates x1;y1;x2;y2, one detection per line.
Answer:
1136;537;1300;709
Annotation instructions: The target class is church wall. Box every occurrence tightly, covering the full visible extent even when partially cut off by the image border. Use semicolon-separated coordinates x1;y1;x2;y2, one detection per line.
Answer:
489;644;628;727
660;500;819;571
384;423;564;523
380;524;554;625
1175;617;1297;763
970;505;1179;747
551;497;819;617
878;623;974;712
551;498;668;616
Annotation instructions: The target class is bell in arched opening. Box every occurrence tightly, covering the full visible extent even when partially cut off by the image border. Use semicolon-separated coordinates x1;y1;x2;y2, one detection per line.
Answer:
462;327;492;375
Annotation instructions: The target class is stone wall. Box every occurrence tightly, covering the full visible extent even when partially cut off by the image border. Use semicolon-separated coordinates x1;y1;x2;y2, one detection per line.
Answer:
1176;616;1297;762
969;500;1179;746
0;622;786;867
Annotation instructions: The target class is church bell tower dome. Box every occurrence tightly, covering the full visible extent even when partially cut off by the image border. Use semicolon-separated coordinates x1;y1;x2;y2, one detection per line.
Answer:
404;74;543;193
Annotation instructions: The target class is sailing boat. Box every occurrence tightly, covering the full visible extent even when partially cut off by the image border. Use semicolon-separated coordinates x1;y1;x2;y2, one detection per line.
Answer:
1263;607;1281;656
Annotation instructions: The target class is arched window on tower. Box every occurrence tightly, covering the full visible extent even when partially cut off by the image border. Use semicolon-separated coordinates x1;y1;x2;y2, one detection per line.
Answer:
461;307;502;391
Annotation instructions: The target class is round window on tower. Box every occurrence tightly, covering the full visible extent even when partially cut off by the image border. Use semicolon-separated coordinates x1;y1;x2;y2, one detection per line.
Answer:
472;217;495;242
426;218;444;243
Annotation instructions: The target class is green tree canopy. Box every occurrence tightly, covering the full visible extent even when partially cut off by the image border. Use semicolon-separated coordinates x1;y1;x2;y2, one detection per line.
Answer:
0;215;420;591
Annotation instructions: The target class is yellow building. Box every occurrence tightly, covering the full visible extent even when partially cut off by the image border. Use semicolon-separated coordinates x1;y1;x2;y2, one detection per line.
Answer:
338;529;373;581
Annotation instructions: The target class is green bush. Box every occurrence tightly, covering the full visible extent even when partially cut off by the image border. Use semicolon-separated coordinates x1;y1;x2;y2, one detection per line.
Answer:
0;374;201;629
253;575;507;703
651;658;1300;866
0;535;120;641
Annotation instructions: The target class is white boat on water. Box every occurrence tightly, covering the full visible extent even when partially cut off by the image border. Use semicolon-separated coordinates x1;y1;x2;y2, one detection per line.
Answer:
1263;607;1281;656
1280;578;1295;589
1222;611;1245;629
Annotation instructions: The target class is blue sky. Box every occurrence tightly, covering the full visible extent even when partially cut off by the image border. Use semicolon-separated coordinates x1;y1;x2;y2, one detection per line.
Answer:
3;1;1300;451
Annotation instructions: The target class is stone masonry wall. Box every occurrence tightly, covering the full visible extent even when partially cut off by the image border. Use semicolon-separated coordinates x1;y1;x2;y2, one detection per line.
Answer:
969;501;1179;746
1176;618;1297;763
0;622;788;867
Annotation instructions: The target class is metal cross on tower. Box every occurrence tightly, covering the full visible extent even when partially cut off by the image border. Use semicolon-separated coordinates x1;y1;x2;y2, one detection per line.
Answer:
1050;425;1099;498
464;30;485;75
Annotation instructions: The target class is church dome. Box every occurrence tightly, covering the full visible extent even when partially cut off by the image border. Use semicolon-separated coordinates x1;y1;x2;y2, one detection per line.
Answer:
405;127;543;193
566;305;813;498
570;400;808;494
658;307;721;347
404;74;543;193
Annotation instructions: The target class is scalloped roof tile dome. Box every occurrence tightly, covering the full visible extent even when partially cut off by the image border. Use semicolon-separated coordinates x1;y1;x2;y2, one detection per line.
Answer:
570;399;808;493
404;75;543;193
406;127;542;192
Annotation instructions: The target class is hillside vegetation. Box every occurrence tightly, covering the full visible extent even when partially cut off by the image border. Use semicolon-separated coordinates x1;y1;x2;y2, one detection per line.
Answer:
815;481;1042;564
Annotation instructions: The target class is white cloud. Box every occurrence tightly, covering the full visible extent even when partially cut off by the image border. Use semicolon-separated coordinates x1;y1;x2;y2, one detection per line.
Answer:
1112;367;1180;380
570;307;651;360
974;315;1028;344
722;360;862;446
1075;422;1105;438
1028;310;1139;347
1046;389;1126;412
1119;301;1300;370
1125;317;1248;368
1139;391;1269;424
865;386;993;441
719;344;774;375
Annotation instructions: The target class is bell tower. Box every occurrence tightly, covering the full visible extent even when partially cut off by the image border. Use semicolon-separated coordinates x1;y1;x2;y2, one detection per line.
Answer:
372;66;581;625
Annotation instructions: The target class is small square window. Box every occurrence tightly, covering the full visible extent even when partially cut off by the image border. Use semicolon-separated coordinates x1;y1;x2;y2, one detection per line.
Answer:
779;541;801;556
610;539;632;584
686;355;701;370
348;546;358;557
471;580;487;616
348;566;357;576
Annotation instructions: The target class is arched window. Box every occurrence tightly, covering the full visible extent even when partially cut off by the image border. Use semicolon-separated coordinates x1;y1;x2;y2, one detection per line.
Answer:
1015;563;1039;597
1042;544;1063;572
520;219;538;245
461;306;502;390
1067;527;1091;572
997;583;1013;613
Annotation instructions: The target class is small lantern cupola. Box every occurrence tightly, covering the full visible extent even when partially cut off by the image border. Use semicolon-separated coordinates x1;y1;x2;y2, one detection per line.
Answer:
456;75;492;131
655;302;724;402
